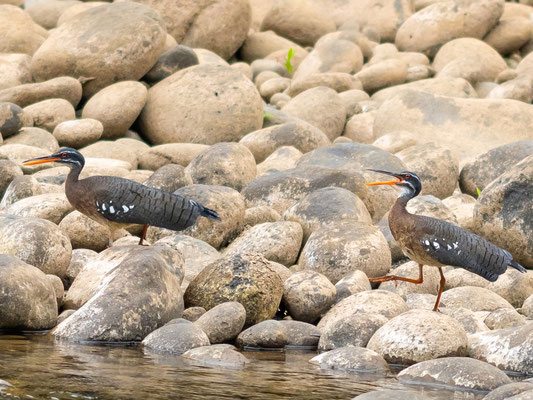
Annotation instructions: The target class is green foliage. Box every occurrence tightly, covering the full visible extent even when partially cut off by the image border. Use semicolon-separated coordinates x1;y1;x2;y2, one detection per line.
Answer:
285;48;295;75
263;110;273;119
476;187;482;196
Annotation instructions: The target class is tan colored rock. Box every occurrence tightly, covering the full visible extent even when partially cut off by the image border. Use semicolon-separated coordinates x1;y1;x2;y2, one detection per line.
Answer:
0;101;24;139
343;111;376;143
372;131;418;153
0;53;32;90
355;58;408;93
485;17;532;55
335;270;371;302
6;192;73;224
24;99;75;132
0;160;22;200
236;319;287;348
487;270;533;308
56;2;108;26
0;5;47;55
194;302;246;343
243;205;281;227
26;0;80;29
239;30;306;63
53;119;103;148
441;286;514;311
4;127;58;153
379;261;442;297
138;144;209;170
256;146;303;177
442;192;476;231
406;195;458;224
287;73;362;98
143;164;192;193
59;210;110;252
485;308;526;330
259;77;290;102
311;347;389;374
0;77;82;108
143;319;208;354
487;77;533;103
80;140;138;169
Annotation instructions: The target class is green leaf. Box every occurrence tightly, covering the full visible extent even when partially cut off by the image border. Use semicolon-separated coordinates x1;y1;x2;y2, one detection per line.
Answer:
263;110;273;119
285;48;295;75
476;187;481;196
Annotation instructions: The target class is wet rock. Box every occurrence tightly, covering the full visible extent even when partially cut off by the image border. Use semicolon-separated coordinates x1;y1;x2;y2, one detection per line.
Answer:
484;382;533;400
395;0;503;57
185;142;256;191
441;286;514;312
487;270;533;308
473;154;533;267
484;308;526;330
287;73;362;97
282;270;336;323
0;77;82;108
373;90;533;161
194;302;246;343
256;146;303;177
279;320;321;348
378;261;441;297
468;323;533;374
0;102;24;139
397;357;511;391
143;319;209;354
243;206;281;227
0;160;22;199
0;254;58;330
335;270;371;302
0;54;32;91
239;121;330;163
367;309;468;364
0;215;71;278
6;192;73;224
355;58;408;94
52;119;103;148
0;4;47;55
65;248;97;289
485;17;532;56
223;222;302;267
81;81;147;140
396;143;458;199
298;220;390;283
55;247;184;342
282;87;346;141
4;127;59;153
138;144;209;171
318;312;388;351
318;290;409;330
182;307;206;322
185;253;283;326
139;64;262;145
352;390;428;400
283;187;371;244
144;45;199;85
57;309;75;325
182;344;249;368
31;2;166;98
311;347;389;374
24;99;75;132
236;320;288;349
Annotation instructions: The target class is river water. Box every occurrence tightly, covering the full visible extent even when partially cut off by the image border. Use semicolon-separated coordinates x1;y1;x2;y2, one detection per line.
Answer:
0;333;486;400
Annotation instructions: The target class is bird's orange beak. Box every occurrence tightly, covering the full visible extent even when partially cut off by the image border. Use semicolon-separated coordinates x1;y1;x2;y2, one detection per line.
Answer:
364;169;403;186
22;155;61;166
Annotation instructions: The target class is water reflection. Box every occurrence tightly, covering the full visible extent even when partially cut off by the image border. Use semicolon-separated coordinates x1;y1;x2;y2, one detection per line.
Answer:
0;334;484;400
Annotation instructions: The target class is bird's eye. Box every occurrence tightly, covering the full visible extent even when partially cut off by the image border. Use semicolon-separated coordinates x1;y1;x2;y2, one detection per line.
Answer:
405;174;411;179
61;153;67;158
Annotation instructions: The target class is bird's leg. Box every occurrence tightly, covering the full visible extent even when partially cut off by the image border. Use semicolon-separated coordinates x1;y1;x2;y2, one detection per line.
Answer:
138;224;149;246
369;264;425;286
433;267;446;312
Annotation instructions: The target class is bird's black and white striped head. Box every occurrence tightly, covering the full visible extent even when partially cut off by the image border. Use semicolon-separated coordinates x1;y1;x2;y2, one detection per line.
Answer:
23;147;85;170
365;169;422;199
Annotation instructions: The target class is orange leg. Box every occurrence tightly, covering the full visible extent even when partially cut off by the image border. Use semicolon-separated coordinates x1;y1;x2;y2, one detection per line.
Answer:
433;267;446;312
138;224;149;246
369;263;425;287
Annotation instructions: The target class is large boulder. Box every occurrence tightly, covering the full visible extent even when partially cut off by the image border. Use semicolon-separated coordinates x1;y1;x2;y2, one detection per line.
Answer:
440;286;514;312
310;347;389;374
30;2;167;98
142;318;209;354
0;77;82;108
194;302;246;343
0;5;47;55
0;53;32;91
6;192;73;224
139;64;262;145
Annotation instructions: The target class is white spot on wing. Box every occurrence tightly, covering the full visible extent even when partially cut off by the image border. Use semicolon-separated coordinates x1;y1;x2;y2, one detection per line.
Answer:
122;205;129;212
453;243;458;249
109;205;115;214
433;242;440;249
102;203;106;211
96;201;99;207
424;240;429;245
447;244;451;250
458;250;461;255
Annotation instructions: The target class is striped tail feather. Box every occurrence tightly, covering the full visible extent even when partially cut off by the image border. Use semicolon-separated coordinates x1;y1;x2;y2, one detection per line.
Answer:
510;260;527;273
200;206;220;221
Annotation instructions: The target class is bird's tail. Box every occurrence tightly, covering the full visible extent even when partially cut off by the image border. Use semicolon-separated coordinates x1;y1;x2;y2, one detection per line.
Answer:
510;260;527;273
200;206;220;221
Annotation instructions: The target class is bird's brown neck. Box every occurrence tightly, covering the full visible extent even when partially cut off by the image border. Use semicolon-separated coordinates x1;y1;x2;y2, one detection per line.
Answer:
388;194;417;244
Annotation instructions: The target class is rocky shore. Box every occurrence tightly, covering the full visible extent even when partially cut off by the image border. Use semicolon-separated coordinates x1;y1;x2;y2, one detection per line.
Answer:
0;0;533;397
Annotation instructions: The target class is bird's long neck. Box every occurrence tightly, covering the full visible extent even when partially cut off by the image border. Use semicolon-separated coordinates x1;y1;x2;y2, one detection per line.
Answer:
388;191;416;239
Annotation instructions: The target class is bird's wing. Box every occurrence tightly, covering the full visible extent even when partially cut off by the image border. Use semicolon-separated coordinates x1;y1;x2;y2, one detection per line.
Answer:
417;216;511;282
88;176;203;230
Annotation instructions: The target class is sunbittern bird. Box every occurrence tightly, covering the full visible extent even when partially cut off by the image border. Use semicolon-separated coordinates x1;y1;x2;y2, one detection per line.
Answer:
23;148;220;246
365;169;526;312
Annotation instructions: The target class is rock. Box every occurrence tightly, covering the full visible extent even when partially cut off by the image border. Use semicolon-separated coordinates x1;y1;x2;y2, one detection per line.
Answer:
318;312;388;351
139;64;262;145
487;77;533;103
441;286;514;312
79;141;138;169
0;215;71;278
182;344;249;368
4;127;59;153
143;319;209;354
185;253;283;326
443;268;491;290
144;45;199;85
343;111;376;143
57;309;75;325
240;121;330;163
194;302;246;343
133;0;250;60
473;154;533;267
395;0;504;57
298;220;391;283
487;270;533;308
442;192;476;231
236;320;288;348
378;261;441;297
185;142;256;191
484;382;533;400
406;195;458;225
352;390;428;400
396;143;458;199
26;0;80;29
182;307;206;322
143;164;191;193
279;320;321;348
287;73;362;97
56;2;108;26
367;309;468;364
260;0;335;46
339;89;370;115
485;308;526;330
485;17;532;55
443;307;489;334
335;270;371;302
0;176;42;209
355;59;408;94
0;160;22;199
468;323;533;374
372;131;418;154
311;346;389;374
0;254;58;330
318;290;409;329
256;146;303;177
282;87;346;141
46;273;64;307
6;192;73;224
64;248;97;289
0;4;47;55
0;53;32;91
55;246;184;342
282;270;336;323
138;144;209;170
283;187;371;244
239;30;306;64
59;210;109;252
0;144;48;167
523;294;533;318
251;59;286;80
397;357;511;391
460;140;533;197
243;206;281;227
0;101;24;139
52;119;103;149
31;2;166;98
24;99;75;132
0;77;82;108
81;81;147;139
223;222;302;267
259;77;290;101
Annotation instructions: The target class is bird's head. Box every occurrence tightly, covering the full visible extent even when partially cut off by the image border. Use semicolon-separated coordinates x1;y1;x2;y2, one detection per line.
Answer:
365;169;422;199
23;148;85;169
